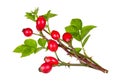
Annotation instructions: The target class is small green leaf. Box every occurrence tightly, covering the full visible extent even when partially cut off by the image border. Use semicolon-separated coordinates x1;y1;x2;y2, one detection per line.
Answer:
34;47;43;54
25;12;36;21
13;45;25;53
81;25;96;40
32;8;39;15
38;38;47;47
70;18;82;30
65;25;79;35
70;47;81;54
74;48;82;53
43;10;57;21
24;39;37;48
82;35;90;47
73;34;81;41
21;46;35;57
25;8;39;21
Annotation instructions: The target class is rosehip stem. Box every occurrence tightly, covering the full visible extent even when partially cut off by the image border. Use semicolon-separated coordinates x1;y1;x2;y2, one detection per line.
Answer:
55;52;63;62
40;31;49;41
46;21;51;33
68;41;81;61
44;29;50;35
33;33;42;36
58;62;87;67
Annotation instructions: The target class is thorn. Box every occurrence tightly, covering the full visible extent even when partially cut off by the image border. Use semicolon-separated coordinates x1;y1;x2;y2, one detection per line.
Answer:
90;56;93;59
67;62;71;68
67;53;72;57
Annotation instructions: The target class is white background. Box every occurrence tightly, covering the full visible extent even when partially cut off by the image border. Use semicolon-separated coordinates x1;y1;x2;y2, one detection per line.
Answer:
0;0;120;83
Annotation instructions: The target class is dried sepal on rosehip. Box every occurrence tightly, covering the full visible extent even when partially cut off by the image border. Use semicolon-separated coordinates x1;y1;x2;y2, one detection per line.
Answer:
44;56;59;66
62;32;72;42
22;28;33;37
48;40;58;52
51;30;60;40
39;62;52;73
36;16;46;31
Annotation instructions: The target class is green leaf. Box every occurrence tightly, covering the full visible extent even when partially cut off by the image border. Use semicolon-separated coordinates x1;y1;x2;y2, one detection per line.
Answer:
25;8;39;21
24;39;37;48
32;8;39;15
25;12;36;21
13;45;26;53
70;18;82;30
82;35;90;47
38;38;47;47
34;47;43;53
21;46;35;57
81;25;96;40
43;10;57;21
65;25;79;35
73;34;81;41
74;48;82;53
70;47;81;54
14;39;38;57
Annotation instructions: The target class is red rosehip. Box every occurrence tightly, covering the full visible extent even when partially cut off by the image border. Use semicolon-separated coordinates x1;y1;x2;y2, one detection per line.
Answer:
51;30;60;40
48;40;58;52
36;16;46;31
39;62;52;73
62;32;72;42
22;28;33;37
44;56;59;66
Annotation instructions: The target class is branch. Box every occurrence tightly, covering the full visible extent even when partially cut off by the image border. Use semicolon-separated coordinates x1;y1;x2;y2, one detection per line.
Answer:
58;40;108;73
42;29;108;73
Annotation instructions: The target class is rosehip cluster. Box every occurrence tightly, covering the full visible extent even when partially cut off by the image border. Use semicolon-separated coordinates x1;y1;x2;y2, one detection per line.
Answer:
39;56;59;73
22;16;73;73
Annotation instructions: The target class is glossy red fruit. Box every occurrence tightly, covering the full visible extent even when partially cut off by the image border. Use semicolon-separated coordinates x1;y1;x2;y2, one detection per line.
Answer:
62;32;72;42
48;40;58;52
51;30;60;40
36;16;46;31
22;28;33;37
44;56;59;66
39;62;52;73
